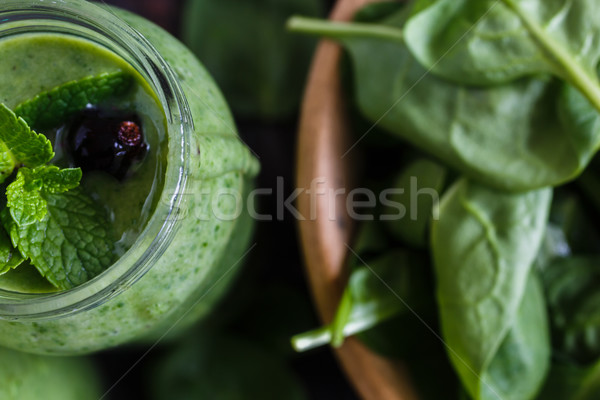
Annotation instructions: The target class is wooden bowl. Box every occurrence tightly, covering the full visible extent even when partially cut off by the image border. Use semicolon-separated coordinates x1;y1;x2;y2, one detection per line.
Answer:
296;0;418;399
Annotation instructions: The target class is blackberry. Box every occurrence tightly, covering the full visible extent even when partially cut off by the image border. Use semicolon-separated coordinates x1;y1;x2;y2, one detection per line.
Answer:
67;107;147;180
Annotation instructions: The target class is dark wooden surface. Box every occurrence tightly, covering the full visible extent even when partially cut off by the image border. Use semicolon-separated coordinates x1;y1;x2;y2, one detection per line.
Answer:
96;1;358;399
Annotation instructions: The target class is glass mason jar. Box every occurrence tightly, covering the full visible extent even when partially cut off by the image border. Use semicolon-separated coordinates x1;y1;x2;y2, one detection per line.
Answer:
0;0;259;355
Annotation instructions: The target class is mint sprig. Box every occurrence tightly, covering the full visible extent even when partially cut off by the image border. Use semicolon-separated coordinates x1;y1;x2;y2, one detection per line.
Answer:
2;189;114;290
0;72;132;183
0;227;24;275
7;166;82;226
0;71;125;289
0;103;54;181
14;71;133;131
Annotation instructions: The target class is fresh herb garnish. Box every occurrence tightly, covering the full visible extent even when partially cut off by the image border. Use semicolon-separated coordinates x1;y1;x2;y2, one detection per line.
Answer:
0;72;127;290
0;227;24;275
6;166;82;226
0;103;53;182
14;71;132;131
2;188;114;290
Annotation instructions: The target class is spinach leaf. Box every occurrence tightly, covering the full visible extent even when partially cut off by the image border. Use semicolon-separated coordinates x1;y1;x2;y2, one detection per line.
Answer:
431;179;551;400
534;222;571;273
478;274;550;400
292;216;435;355
348;244;461;400
351;218;392;260
292;250;425;352
536;361;600;400
535;188;600;272
353;1;407;24
383;158;447;249
292;247;462;400
542;256;600;364
404;0;600;112
349;250;436;358
547;189;600;255
288;15;600;191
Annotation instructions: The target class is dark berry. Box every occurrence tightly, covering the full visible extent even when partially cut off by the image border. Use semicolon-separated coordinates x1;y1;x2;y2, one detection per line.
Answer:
67;107;147;180
118;121;142;147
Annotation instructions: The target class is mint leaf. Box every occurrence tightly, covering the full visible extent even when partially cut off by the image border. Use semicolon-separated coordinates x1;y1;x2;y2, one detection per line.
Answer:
0;142;16;183
0;225;24;275
2;188;115;290
14;71;133;130
0;103;54;174
6;166;82;226
0;75;130;289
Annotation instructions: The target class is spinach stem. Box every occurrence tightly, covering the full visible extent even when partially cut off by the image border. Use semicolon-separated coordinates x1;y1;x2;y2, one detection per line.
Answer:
330;289;354;347
291;326;332;352
291;298;404;352
287;16;403;43
502;0;600;113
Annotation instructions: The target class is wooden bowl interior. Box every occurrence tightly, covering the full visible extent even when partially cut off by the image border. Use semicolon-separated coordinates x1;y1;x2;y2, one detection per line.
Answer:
296;0;419;399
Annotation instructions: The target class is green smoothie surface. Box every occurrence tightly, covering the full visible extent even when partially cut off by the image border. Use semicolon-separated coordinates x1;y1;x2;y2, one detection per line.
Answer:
0;33;167;293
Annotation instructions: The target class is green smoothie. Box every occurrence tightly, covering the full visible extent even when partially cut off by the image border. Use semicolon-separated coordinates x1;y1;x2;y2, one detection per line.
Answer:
0;33;166;292
0;3;259;354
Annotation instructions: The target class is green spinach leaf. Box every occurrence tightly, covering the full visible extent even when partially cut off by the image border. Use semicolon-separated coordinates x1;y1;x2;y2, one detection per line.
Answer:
542;256;600;364
547;189;600;255
383;158;447;249
288;15;600;191
536;361;600;400
478;274;550;400
292;247;461;399
292;250;421;352
431;179;551;400
404;0;600;112
353;1;406;24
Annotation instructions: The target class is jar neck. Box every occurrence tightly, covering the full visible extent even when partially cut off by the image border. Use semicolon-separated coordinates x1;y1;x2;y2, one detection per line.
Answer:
0;0;191;320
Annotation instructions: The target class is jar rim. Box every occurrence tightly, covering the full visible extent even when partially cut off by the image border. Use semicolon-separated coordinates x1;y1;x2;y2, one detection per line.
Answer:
0;0;192;320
